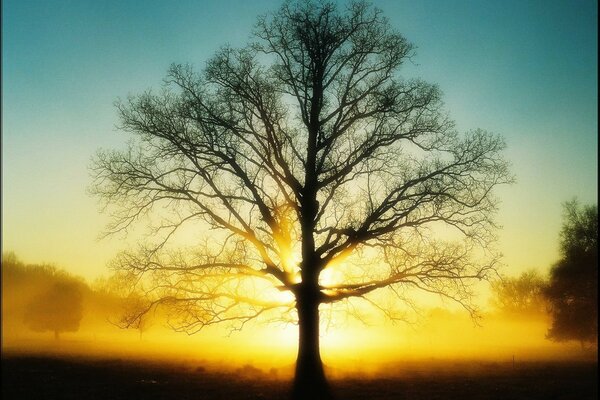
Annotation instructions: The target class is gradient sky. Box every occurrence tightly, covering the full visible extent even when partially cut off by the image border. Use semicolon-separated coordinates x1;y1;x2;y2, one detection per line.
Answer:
2;0;597;283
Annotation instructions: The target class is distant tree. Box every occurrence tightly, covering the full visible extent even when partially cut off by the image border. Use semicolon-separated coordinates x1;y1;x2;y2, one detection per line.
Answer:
1;251;21;270
120;291;155;340
490;270;548;316
23;280;84;340
545;200;598;347
1;252;29;332
95;272;156;339
3;253;79;334
2;252;60;289
91;1;512;398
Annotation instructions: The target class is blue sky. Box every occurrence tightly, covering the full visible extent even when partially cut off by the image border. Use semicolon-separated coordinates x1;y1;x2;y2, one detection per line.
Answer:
2;0;597;280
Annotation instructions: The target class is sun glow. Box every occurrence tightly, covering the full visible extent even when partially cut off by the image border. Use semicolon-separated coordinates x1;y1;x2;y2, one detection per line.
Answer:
269;286;296;307
319;266;345;288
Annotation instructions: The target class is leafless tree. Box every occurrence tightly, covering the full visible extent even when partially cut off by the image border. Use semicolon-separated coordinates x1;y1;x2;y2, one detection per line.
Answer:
91;1;512;398
100;274;157;340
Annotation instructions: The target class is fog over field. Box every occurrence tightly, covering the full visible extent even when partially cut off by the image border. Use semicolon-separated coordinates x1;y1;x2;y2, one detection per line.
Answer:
2;253;593;377
2;1;596;399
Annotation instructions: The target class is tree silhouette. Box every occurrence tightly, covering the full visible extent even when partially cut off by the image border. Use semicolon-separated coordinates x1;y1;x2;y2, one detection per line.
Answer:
94;272;156;340
490;270;548;317
23;280;83;340
91;1;512;398
122;294;154;340
545;200;598;347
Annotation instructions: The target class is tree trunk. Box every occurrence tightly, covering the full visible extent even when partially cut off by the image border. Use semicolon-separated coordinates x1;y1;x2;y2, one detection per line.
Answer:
292;294;332;400
54;330;59;340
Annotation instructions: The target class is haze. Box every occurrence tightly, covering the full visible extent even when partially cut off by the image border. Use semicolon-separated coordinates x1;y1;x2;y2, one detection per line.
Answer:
2;0;597;384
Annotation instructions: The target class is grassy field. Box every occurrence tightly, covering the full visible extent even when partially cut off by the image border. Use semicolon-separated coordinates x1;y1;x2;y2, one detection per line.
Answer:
2;351;597;400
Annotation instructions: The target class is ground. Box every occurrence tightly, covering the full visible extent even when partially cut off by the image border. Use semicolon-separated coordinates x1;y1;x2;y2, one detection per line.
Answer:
2;352;597;400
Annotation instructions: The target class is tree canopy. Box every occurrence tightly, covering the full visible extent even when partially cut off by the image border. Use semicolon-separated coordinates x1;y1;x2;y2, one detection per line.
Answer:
545;200;598;346
3;252;86;339
91;1;512;397
490;270;548;317
23;280;84;340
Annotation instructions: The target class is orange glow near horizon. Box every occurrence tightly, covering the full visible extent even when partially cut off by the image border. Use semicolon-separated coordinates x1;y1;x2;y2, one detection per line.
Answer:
3;262;591;375
4;245;593;372
3;306;589;374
